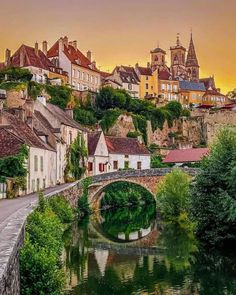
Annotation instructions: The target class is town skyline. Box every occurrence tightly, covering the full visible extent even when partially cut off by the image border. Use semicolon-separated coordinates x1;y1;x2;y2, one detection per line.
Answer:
0;0;235;94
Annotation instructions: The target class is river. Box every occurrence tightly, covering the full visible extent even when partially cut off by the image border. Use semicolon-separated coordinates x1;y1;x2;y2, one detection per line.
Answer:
63;190;236;294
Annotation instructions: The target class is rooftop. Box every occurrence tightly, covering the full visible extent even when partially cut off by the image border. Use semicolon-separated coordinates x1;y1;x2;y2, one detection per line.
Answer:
163;148;209;163
179;80;206;92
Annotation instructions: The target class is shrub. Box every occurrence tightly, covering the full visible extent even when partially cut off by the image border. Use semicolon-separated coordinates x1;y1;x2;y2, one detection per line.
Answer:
127;131;141;138
0;67;32;82
151;155;170;168
156;169;191;223
182;108;191;117
48;195;74;224
100;108;122;132
191;128;236;246
73;107;97;126
47;85;72;109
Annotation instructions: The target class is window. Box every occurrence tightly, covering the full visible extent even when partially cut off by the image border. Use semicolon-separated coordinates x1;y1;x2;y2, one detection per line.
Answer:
128;83;132;90
37;178;40;191
73;69;76;78
145;83;148;90
137;161;142;170
43;179;46;189
88;162;93;172
40;156;43;172
34;156;38;172
99;163;105;172
113;161;118;170
146;76;149;80
69;131;72;144
161;84;165;91
125;155;129;158
124;161;129;169
32;179;35;192
77;70;80;78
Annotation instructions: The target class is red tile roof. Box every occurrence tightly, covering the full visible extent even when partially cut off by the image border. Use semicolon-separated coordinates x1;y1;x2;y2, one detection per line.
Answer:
136;66;152;76
203;89;225;97
0;127;24;158
105;136;150;155
163;148;209;163
158;69;172;80
48;41;99;72
88;131;102;156
2;45;66;76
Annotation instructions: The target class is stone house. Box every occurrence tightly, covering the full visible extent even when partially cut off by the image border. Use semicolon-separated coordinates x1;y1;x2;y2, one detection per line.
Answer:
0;110;57;195
47;36;101;92
87;131;150;175
0;43;68;85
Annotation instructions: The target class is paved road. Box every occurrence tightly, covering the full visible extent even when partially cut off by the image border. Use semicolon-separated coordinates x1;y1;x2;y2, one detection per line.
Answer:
0;183;73;226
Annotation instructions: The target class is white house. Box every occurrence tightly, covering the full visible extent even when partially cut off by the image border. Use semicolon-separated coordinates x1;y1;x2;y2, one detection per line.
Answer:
0;110;57;195
87;131;150;176
47;36;101;92
111;66;140;98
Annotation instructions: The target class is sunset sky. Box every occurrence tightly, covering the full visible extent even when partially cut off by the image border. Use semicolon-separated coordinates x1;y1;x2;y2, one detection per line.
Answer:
0;0;235;93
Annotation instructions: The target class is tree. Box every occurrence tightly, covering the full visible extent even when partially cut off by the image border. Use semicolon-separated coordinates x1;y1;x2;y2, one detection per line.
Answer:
156;169;191;223
0;67;32;82
47;85;72;109
227;88;236;100
191;128;236;246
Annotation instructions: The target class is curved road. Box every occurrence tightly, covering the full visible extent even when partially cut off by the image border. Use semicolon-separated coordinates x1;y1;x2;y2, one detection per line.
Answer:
0;183;74;232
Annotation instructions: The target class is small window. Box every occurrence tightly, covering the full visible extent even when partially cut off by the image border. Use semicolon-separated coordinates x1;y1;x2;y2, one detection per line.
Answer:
69;131;72;144
145;83;148;90
99;163;105;172
40;156;43;172
146;76;149;80
137;162;142;170
32;179;35;192
88;162;93;172
128;83;132;90
34;156;38;172
37;178;40;191
124;161;129;169
125;155;129;158
43;179;46;189
113;161;118;170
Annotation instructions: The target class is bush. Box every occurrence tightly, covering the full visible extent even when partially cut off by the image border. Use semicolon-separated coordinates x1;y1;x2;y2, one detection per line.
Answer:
127;131;141;138
191;128;236;246
47;85;72;109
182;108;191;117
48;195;74;224
148;143;159;154
151;155;170;168
156;169;191;223
100;108;122;132
73;107;97;126
0;67;32;82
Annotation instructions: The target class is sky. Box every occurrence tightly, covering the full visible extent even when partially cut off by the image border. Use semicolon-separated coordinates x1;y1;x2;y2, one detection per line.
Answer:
0;0;235;94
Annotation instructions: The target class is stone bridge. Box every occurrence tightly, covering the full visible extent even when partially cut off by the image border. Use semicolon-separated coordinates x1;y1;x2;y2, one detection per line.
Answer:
0;168;197;295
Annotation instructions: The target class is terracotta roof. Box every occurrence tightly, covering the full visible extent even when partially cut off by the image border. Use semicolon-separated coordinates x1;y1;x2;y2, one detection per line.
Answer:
163;148;209;163
105;136;150;155
3;44;66;76
88;131;102;156
0;127;24;158
100;71;112;78
46;103;86;130
48;41;99;72
2;110;55;151
136;66;152;76
203;89;225;97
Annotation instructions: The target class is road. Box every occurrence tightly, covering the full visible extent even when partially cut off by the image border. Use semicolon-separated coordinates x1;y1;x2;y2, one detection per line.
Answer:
0;183;73;226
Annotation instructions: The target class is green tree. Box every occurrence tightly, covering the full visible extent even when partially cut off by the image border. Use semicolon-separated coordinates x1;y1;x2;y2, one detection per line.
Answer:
156;169;191;223
0;67;32;82
47;85;72;109
191;128;236;246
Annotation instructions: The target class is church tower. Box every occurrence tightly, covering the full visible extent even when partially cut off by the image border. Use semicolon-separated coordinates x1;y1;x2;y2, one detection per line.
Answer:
150;45;166;70
186;33;199;81
170;34;187;79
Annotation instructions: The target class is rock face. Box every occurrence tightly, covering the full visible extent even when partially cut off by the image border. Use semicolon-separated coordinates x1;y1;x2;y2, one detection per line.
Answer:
106;111;236;148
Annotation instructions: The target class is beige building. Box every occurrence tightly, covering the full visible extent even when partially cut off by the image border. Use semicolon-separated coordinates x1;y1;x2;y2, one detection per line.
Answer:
47;36;101;92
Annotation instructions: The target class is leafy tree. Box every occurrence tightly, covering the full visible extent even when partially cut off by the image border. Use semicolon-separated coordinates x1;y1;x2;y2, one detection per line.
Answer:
156;169;191;223
182;108;191;117
165;101;183;119
73;106;97;126
191;128;236;246
100;109;122;132
0;67;32;82
47;85;72;109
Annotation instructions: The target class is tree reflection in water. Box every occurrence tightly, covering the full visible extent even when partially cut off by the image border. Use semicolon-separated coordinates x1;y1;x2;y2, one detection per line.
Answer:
64;206;236;295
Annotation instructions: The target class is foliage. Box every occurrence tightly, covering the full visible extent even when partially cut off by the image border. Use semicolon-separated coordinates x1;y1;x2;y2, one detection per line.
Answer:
0;81;27;91
227;88;236;100
132;114;148;144
182;108;191;117
73;106;98;126
48;195;74;224
27;81;44;99
20;194;72;295
156;169;191;223
0;67;32;82
101;181;155;208
47;85;73;109
78;177;93;217
127;131;141;138
100;108;122;132
164;101;183;119
191;128;236;246
0;145;28;183
151;155;171;168
148;143;159;154
65;134;87;181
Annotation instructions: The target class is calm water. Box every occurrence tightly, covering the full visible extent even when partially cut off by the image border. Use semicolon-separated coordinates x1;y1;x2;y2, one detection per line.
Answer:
63;204;236;295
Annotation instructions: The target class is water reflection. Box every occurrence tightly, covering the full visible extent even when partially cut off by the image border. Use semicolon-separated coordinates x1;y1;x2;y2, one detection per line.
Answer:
63;206;236;295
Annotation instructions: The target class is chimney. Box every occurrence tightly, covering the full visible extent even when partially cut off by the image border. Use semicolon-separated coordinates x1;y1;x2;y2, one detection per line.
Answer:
35;42;39;55
69;41;73;47
42;41;48;55
5;49;11;67
59;37;64;53
72;40;77;50
20;49;24;67
87;50;92;62
63;36;68;47
65;108;73;119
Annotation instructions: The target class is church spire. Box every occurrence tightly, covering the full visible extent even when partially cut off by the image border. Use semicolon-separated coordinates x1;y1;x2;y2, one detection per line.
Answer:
186;33;199;67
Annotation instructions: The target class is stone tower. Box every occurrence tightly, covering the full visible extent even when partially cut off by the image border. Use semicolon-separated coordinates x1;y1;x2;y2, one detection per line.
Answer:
150;46;166;70
170;34;187;79
186;33;200;81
